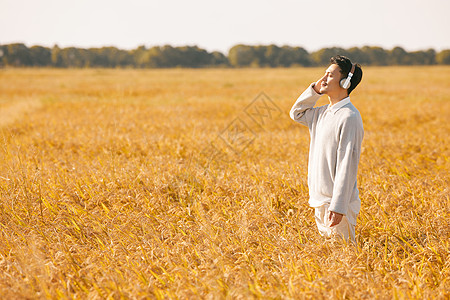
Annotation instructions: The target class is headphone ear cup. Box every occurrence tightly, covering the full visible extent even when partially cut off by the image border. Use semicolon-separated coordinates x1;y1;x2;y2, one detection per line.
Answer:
341;63;356;89
340;77;348;89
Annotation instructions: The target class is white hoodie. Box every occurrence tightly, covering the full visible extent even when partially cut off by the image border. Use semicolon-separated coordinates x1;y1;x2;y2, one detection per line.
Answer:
290;84;364;225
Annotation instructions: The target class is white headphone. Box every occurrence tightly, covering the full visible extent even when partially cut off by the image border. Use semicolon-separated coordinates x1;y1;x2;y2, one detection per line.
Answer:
340;63;356;89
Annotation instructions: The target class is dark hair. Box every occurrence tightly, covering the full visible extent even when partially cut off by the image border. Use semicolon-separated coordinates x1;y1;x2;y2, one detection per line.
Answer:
330;55;363;95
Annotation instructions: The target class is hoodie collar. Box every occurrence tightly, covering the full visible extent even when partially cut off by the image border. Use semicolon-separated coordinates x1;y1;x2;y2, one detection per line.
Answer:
327;97;351;114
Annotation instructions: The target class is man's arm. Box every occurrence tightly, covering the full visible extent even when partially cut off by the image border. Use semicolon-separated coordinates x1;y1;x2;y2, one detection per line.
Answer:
329;115;364;219
289;78;323;128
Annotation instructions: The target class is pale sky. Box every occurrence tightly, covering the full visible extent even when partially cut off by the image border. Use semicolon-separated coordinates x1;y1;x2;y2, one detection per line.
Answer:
1;0;449;54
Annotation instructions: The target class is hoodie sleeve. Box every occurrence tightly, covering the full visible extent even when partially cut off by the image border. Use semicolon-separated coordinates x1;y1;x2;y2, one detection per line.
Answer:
289;83;322;129
329;114;364;215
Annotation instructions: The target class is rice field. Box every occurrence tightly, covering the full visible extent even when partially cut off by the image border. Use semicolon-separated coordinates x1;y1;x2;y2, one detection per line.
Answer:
0;66;449;299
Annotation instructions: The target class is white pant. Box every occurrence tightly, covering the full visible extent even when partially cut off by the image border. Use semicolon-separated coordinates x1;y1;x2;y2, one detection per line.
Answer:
314;203;356;243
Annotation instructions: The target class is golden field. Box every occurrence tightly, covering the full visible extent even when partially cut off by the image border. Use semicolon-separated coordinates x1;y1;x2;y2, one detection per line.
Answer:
0;66;449;299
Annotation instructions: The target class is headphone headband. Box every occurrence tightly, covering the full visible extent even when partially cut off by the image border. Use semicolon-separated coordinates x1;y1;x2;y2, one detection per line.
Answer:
348;63;356;77
340;63;356;89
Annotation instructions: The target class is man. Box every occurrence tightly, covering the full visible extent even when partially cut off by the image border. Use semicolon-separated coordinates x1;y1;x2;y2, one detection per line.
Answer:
290;55;363;242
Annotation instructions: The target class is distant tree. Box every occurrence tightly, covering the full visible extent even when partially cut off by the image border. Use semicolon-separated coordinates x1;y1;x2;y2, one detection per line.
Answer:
264;44;281;67
178;46;212;67
30;45;52;66
409;49;436;65
86;47;133;68
228;44;311;67
389;46;409;65
51;45;63;67
291;46;311;67
87;48;106;67
143;46;163;68
158;45;180;67
4;43;32;66
276;46;311;67
276;46;296;67
134;45;217;68
388;47;436;65
361;46;389;65
210;51;229;67
280;47;293;66
228;45;255;67
423;49;436;65
0;45;6;67
131;45;148;68
346;47;370;65
436;49;450;65
58;47;89;67
251;46;267;67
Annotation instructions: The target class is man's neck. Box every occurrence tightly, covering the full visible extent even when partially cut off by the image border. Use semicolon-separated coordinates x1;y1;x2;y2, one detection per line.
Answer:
328;91;349;106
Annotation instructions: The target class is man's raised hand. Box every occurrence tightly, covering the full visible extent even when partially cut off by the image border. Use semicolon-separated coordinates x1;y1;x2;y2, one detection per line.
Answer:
313;76;325;94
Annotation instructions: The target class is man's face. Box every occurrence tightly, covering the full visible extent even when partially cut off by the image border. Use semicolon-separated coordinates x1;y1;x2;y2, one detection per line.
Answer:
318;64;344;95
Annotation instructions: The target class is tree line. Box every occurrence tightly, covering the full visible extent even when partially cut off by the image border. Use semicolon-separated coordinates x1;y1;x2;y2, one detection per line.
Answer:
1;43;449;68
